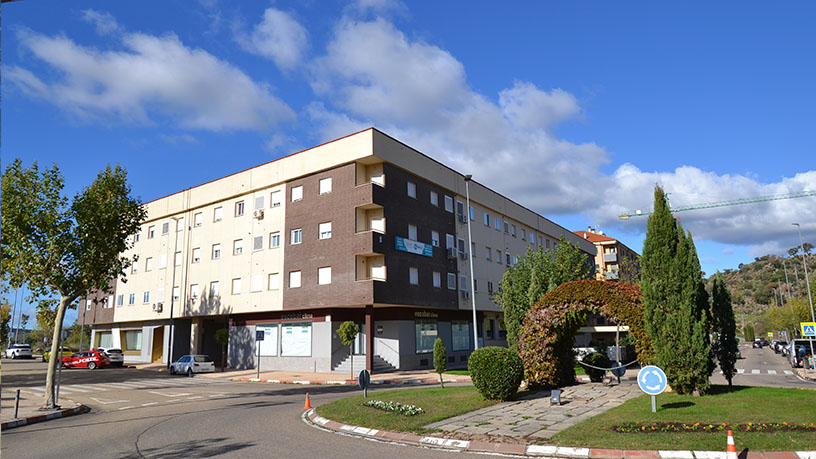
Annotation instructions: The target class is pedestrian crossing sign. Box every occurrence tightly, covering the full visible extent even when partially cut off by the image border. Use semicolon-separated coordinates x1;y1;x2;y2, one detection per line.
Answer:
802;322;816;337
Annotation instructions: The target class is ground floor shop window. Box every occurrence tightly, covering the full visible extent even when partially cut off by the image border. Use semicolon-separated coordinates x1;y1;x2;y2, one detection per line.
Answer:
281;322;311;356
415;319;437;354
124;330;142;351
96;331;113;348
498;318;507;339
451;321;470;351
257;324;278;356
485;319;495;339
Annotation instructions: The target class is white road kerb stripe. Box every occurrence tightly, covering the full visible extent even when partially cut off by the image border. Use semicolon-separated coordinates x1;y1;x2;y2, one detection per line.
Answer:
658;451;694;459
419;437;469;448
796;452;816;459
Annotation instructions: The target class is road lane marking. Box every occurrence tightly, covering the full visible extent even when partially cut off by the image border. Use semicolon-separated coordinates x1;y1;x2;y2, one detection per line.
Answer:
784;370;793;375
768;370;777;375
737;369;745;374
61;386;90;393
90;396;130;405
141;402;158;407
751;369;760;374
148;391;191;397
118;406;136;410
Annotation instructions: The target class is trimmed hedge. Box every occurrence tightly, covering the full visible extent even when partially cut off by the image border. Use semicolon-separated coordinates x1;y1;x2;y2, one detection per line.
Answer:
468;346;524;401
582;352;610;382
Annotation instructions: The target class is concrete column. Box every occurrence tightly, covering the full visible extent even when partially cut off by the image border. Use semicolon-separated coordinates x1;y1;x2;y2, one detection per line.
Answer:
365;305;373;373
190;317;203;354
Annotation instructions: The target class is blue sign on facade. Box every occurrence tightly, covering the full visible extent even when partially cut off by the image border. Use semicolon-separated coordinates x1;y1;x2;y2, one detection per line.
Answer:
637;365;667;395
395;236;433;257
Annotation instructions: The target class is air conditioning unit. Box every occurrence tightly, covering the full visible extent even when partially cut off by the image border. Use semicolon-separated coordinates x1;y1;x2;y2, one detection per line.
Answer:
152;302;163;312
460;290;470;299
253;209;264;219
457;214;467;223
458;250;469;260
447;247;457;258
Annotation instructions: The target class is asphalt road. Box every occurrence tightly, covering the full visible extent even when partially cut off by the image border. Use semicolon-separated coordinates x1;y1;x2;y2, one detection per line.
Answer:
710;345;814;389
1;360;477;458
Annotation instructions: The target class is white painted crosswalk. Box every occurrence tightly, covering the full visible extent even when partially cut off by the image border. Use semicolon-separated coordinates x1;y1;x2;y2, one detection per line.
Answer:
720;369;794;376
20;377;229;396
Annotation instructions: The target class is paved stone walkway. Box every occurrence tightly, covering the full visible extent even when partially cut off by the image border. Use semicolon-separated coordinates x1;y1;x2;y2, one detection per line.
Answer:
427;381;642;441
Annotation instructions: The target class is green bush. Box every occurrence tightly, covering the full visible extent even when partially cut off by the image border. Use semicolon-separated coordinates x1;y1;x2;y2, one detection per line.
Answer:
583;352;610;382
468;346;524;401
433;338;447;388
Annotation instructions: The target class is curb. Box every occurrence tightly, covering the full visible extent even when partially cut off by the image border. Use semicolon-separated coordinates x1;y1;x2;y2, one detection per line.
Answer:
1;403;90;431
232;376;472;386
303;409;816;459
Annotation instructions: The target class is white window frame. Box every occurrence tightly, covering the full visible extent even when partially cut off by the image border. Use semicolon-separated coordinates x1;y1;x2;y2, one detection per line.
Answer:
408;224;418;241
407;181;417;198
319;177;332;195
289;271;302;289
318;222;332;240
268;273;280;290
194;212;203;227
192;248;201;263
254;195;264;210
270;190;282;207
430;191;438;206
212;243;221;260
409;267;419;285
447;273;456;290
190;284;199;299
433;271;441;288
232;278;242;295
251;274;262;292
233;239;243;255
235;201;245;217
148;225;155;239
318;266;332;285
431;231;440;247
159;253;167;269
146;257;153;271
270;232;280;248
291;185;303;202
291;228;302;245
444;195;454;213
210;281;220;297
213;206;222;222
174;251;182;266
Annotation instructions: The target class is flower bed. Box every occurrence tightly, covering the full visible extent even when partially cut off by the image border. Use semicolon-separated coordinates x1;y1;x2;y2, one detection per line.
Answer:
362;399;424;416
614;422;816;433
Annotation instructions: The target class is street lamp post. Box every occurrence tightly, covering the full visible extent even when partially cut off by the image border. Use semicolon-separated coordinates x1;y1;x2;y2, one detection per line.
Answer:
167;217;182;369
793;223;815;359
464;175;479;350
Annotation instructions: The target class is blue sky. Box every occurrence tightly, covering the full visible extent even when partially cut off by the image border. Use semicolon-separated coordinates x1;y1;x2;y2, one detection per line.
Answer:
3;1;816;326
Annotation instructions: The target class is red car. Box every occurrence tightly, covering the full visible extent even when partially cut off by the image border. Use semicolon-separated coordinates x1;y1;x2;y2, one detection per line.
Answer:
61;349;110;370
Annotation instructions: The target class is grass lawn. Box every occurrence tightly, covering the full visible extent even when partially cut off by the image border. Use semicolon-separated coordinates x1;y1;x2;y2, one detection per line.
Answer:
315;386;496;434
573;363;587;375
553;385;816;451
444;370;470;375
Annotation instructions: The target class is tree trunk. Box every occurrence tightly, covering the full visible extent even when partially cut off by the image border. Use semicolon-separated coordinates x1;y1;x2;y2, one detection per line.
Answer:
221;344;226;372
44;295;75;409
349;345;353;381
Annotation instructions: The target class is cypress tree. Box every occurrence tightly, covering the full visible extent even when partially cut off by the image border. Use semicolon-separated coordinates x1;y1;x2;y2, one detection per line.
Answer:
712;274;738;387
641;185;678;367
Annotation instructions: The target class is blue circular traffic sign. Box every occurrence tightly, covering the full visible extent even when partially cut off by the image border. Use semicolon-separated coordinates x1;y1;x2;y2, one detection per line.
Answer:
637;365;667;395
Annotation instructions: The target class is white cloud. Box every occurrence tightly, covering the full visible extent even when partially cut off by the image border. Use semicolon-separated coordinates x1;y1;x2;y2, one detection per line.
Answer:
237;8;308;71
345;0;409;18
81;10;120;35
307;15;816;256
7;28;295;131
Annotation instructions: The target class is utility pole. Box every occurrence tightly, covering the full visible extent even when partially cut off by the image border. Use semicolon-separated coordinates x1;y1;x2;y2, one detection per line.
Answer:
7;288;18;347
783;259;792;301
464;175;479;351
167;217;182;368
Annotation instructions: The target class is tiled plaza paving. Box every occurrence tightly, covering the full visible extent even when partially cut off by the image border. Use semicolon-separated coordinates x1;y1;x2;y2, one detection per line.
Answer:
426;382;642;441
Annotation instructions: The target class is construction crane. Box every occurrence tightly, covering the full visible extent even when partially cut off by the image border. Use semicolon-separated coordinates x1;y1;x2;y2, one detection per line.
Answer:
618;190;816;220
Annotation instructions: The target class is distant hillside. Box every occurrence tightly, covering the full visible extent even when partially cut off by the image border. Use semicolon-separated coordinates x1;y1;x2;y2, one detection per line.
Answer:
712;252;816;317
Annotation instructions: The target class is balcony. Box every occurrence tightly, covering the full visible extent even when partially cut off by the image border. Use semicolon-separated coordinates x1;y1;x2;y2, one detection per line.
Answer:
356;204;385;234
356;254;386;281
603;252;617;263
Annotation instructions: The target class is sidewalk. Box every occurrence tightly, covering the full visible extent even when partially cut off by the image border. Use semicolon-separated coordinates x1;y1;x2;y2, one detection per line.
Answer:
1;389;88;431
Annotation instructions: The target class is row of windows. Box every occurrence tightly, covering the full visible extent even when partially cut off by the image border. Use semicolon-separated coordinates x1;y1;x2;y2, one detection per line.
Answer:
134;178;336;243
131;222;334;273
120;266;335;306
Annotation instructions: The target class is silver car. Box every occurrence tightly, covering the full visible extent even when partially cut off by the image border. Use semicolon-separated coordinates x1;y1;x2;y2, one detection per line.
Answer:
5;344;33;359
170;355;215;377
97;347;125;367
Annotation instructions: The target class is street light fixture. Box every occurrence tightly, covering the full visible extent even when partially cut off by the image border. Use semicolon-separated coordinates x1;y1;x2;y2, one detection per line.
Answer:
792;223;815;358
167;216;182;369
464;175;479;350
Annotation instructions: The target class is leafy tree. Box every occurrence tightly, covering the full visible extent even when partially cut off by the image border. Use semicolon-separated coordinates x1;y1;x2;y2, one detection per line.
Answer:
641;185;712;395
496;235;591;349
0;299;11;346
788;247;800;257
63;321;90;350
712;274;738;387
744;324;755;343
31;299;59;350
338;321;360;380
803;242;814;255
433;337;447;388
215;328;230;372
20;313;29;332
1;160;145;409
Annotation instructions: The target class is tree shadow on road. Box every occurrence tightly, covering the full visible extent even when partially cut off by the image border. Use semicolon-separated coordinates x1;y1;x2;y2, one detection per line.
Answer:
117;437;255;458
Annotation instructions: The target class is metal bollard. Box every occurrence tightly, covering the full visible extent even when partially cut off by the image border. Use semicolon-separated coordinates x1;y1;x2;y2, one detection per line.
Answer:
15;389;21;419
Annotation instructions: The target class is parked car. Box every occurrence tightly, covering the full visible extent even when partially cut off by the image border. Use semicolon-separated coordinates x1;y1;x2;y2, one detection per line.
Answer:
773;341;787;354
752;339;762;348
788;339;815;368
5;343;33;359
97;347;125;367
169;355;215;377
61;349;110;370
43;347;73;363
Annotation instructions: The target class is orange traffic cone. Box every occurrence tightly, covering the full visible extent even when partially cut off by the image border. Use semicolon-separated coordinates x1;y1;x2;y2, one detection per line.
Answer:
726;430;737;459
303;393;312;410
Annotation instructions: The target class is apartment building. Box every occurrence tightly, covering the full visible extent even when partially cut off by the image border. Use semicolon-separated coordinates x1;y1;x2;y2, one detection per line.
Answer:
573;228;640;281
572;228;640;350
85;128;596;373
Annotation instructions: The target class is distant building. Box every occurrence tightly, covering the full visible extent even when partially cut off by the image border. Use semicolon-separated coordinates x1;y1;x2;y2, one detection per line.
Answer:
573;228;640;281
572;228;641;352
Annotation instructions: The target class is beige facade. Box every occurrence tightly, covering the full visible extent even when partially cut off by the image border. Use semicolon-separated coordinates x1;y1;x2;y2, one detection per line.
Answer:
91;128;596;369
574;228;640;281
